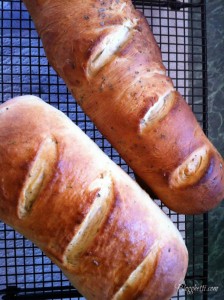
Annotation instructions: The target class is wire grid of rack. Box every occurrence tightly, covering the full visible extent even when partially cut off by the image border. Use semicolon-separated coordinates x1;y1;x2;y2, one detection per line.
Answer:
0;0;208;299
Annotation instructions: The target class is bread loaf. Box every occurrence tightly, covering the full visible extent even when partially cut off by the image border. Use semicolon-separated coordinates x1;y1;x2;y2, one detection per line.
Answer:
22;0;224;214
0;96;188;300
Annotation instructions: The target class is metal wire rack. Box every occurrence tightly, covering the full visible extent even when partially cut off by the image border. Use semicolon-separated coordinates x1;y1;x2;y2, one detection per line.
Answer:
0;0;208;299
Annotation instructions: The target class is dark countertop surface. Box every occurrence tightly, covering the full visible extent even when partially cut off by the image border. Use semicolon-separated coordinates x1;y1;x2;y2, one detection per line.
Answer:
207;0;224;299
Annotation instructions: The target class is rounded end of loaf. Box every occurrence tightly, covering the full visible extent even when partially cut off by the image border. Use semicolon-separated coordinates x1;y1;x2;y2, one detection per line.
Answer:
140;238;188;300
158;241;188;299
9;95;43;103
109;207;188;300
0;95;43;112
166;93;224;214
168;153;224;215
147;154;224;215
134;91;224;215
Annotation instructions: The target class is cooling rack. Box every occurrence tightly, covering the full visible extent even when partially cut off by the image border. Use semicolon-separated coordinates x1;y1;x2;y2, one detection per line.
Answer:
0;0;208;299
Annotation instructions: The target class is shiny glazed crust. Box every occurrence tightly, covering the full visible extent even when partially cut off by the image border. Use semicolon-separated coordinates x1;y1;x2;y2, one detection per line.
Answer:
22;0;224;214
0;96;188;300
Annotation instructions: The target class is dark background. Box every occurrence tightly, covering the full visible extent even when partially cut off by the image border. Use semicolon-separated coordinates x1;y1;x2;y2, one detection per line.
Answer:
207;0;224;299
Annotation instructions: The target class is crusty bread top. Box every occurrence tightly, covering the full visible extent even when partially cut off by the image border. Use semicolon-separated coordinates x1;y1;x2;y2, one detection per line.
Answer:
22;0;224;214
0;96;188;299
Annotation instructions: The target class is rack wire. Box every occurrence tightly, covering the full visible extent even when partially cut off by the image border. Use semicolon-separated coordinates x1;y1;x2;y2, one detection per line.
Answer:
0;0;208;299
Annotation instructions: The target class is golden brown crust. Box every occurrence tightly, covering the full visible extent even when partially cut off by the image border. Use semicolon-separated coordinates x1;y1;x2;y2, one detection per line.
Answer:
136;240;188;300
22;0;224;213
112;241;160;300
0;96;188;300
112;238;188;300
